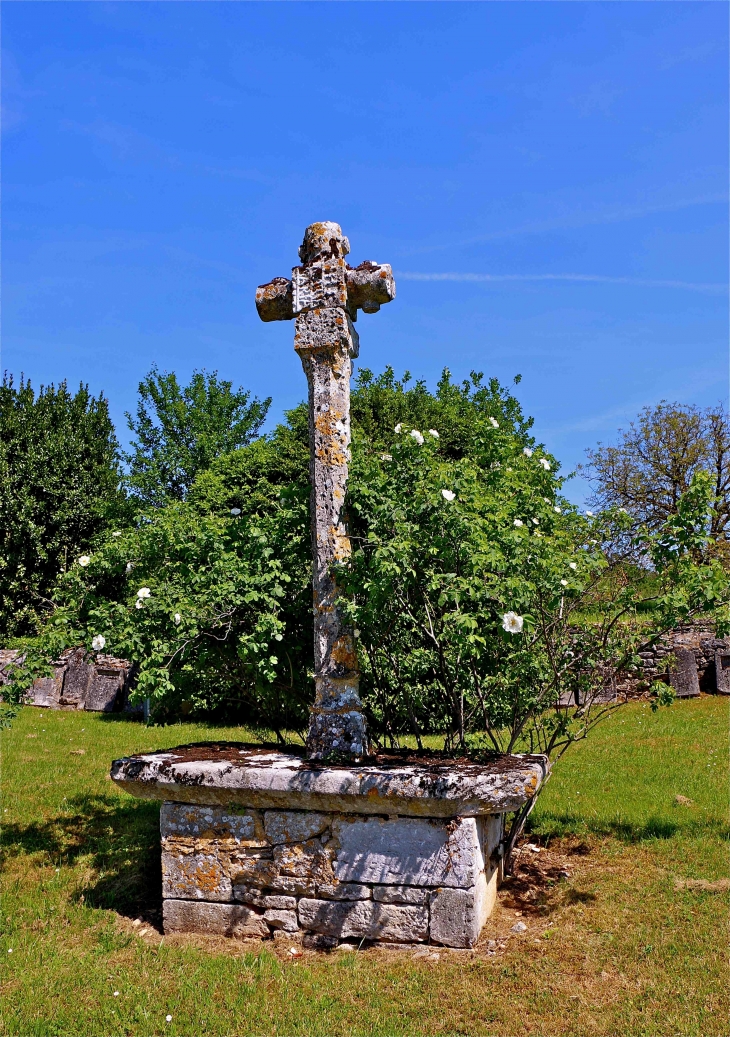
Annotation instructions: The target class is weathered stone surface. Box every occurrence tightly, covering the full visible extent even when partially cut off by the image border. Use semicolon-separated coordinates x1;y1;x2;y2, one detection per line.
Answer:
372;886;429;905
263;895;297;910
60;649;93;707
274;838;335;886
264;908;299;931
111;746;549;817
229;852;277;889
233;885;267;907
430;873;493;948
85;667;123;711
161;802;264;844
302;932;338;950
298;899;428;943
26;663;65;707
255;222;397;760
163;899;269;938
317;882;371;901
264;811;329;844
162;850;232;902
715;649;730;694
331;816;483;888
670;648;700;698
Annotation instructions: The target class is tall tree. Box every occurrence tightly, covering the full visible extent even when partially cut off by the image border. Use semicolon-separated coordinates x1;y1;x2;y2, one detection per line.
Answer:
0;374;123;637
584;402;729;563
124;367;271;506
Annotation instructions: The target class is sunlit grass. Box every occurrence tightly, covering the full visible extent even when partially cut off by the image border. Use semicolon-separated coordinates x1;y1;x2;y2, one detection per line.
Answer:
2;698;728;1036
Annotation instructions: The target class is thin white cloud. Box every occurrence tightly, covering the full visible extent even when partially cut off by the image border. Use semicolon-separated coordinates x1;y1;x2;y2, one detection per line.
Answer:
397;271;727;294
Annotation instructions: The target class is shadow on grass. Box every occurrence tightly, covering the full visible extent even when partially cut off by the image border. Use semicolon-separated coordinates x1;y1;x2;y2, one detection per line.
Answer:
3;793;162;921
530;811;730;843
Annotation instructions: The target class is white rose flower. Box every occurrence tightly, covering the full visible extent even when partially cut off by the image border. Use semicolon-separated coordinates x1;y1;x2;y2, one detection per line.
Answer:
531;517;539;525
502;612;524;634
394;424;402;433
569;562;577;570
554;506;562;514
174;613;181;625
586;510;594;517
441;489;455;501
489;417;499;428
410;429;424;445
92;635;106;651
78;555;91;567
137;587;151;599
428;429;439;438
523;447;533;457
135;599;144;609
354;629;361;638
112;531;122;537
539;458;551;470
560;579;568;587
513;519;524;527
126;562;134;574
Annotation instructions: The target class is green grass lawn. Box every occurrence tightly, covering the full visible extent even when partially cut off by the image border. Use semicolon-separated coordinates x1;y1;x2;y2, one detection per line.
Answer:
2;698;728;1036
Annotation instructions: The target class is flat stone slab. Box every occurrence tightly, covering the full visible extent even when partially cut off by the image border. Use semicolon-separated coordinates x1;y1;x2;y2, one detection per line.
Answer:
110;743;549;818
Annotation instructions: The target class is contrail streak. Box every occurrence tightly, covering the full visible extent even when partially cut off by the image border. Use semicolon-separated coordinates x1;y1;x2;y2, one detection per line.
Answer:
396;272;727;294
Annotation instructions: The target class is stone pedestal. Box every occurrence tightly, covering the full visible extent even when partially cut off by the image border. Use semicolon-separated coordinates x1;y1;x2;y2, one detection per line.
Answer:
111;745;548;949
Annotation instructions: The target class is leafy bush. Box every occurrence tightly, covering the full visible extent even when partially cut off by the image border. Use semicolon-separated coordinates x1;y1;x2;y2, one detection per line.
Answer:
0;374;124;637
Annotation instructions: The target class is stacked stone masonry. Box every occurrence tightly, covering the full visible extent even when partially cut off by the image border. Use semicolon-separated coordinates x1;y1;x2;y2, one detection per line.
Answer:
0;647;134;712
160;803;499;948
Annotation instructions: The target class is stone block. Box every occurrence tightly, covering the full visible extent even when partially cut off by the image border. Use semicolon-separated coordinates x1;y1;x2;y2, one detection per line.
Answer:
160;802;264;844
264;811;329;844
60;649;93;708
263;895;297;910
233;886;266;907
430;879;489;949
163;899;269;938
229;853;278;889
273;838;335;887
372;886;429;905
162;850;232;902
264;908;299;931
298;898;428;943
85;669;123;711
669;648;700;698
302;932;338;950
715;649;730;695
317;882;371;900
331;816;482;888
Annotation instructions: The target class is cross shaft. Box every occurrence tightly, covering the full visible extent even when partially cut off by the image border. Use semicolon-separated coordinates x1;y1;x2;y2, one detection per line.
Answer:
256;222;395;759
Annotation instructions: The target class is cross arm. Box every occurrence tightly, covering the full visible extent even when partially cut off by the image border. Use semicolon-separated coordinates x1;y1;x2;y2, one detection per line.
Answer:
256;276;294;322
346;261;396;314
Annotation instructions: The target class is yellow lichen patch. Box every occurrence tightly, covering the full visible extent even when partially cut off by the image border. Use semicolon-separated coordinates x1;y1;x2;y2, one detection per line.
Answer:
331;636;358;670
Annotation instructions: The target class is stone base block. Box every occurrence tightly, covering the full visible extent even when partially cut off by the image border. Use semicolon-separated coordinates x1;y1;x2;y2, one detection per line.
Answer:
157;802;501;948
163;899;269;938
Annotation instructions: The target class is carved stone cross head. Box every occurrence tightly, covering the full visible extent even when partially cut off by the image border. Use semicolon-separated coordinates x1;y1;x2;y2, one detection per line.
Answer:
255;221;395;329
255;222;395;760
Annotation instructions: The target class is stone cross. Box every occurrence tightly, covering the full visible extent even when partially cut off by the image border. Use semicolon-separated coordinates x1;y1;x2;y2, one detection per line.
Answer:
256;222;396;759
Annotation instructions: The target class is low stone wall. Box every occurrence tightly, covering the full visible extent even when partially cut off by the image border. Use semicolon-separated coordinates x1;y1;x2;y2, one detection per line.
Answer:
161;803;499;948
635;626;728;694
0;647;134;712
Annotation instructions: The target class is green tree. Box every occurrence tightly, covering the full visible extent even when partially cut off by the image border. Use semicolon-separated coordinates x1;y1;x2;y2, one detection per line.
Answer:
583;402;729;563
0;374;123;637
125;367;271;506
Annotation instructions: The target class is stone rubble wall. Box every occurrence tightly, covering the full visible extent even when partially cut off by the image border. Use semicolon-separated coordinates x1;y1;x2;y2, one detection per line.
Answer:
160;803;501;949
0;647;134;712
622;625;729;698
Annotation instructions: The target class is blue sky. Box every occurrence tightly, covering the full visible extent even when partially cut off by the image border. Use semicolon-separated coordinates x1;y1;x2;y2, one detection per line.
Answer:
2;1;727;501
